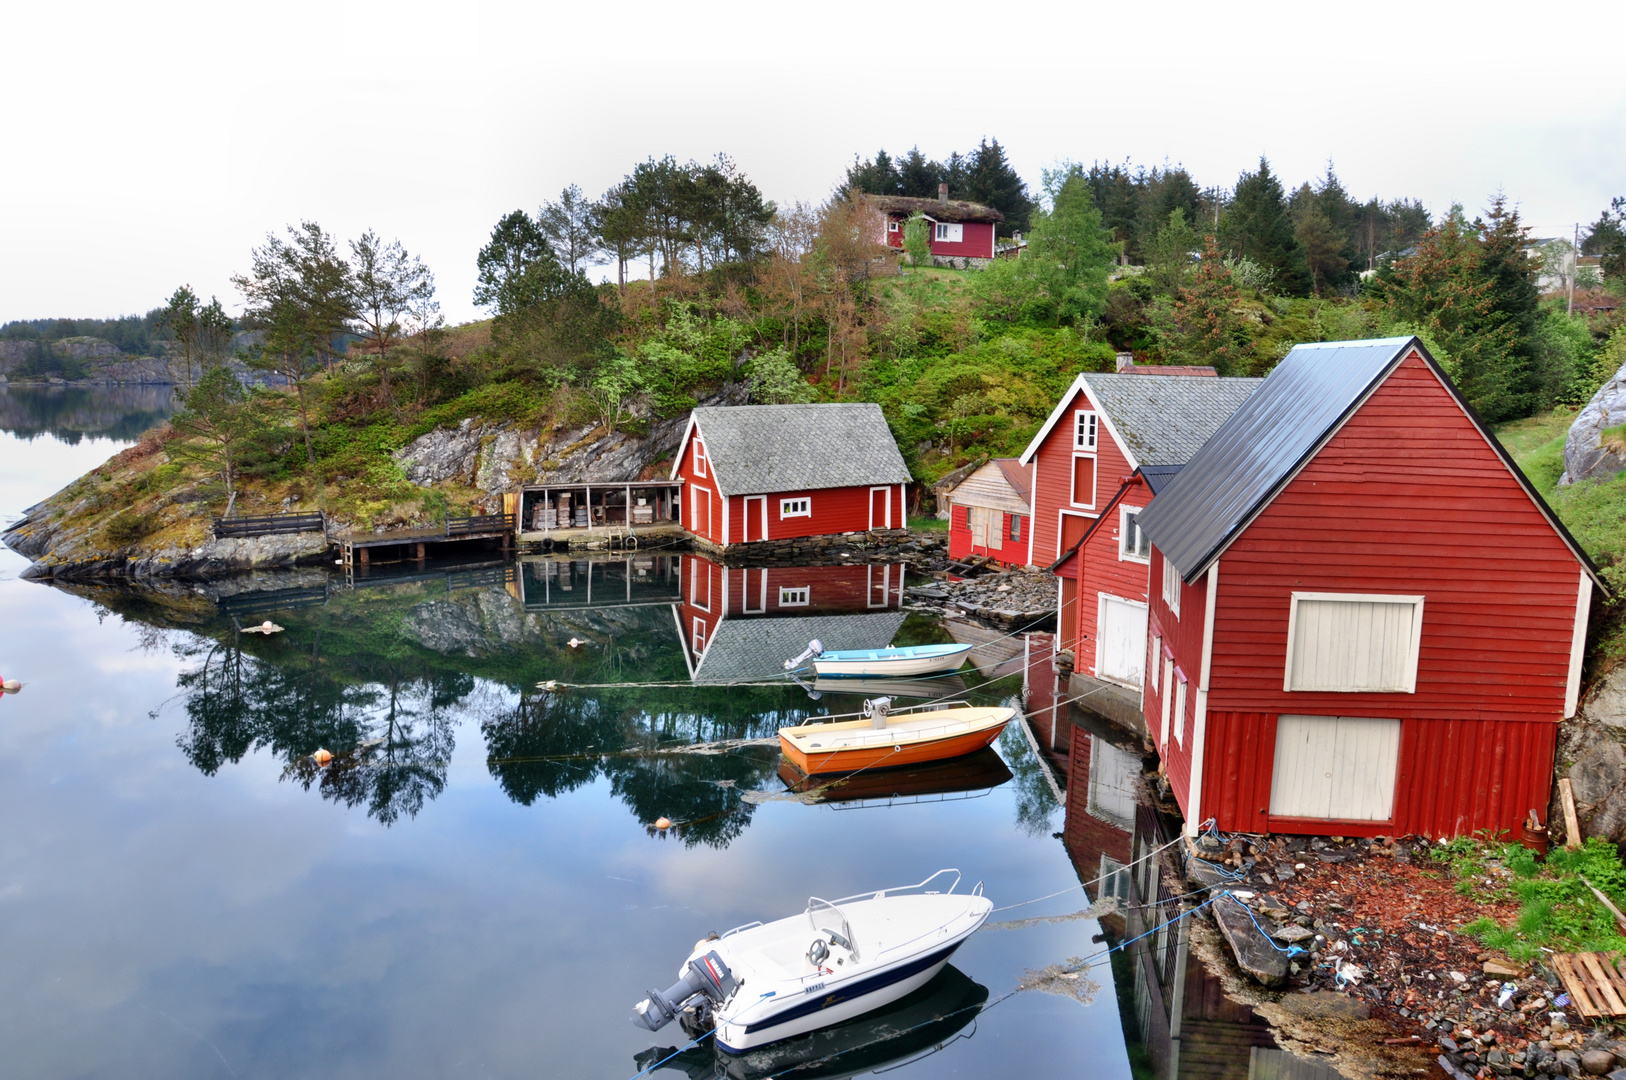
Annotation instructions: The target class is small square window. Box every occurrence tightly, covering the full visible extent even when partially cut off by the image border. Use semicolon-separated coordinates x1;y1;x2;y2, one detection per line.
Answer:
693;441;707;478
1008;515;1021;542
887;220;899;232
1162;557;1181;618
1120;507;1149;561
778;586;810;607
1074;411;1098;452
935;223;949;241
780;497;810;518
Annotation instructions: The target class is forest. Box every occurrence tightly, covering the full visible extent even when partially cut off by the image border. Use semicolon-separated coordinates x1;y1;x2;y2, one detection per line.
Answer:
20;146;1626;536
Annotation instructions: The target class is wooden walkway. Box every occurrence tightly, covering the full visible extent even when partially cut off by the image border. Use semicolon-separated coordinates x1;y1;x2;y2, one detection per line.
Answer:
337;514;514;578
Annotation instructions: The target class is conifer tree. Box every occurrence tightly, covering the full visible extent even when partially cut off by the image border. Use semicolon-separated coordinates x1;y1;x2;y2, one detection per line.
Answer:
1220;157;1311;296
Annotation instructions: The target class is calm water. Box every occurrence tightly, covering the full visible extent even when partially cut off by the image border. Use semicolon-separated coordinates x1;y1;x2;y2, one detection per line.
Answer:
0;386;1289;1079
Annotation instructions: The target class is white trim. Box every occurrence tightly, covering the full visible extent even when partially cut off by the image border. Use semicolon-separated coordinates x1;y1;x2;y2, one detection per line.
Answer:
1055;508;1095;559
692;616;708;655
1018;377;1140;471
1184;561;1219;838
1069;453;1098;509
721;492;730;548
778;585;810;607
1150;633;1161;691
779;496;811;518
1566;569;1592;718
742;568;767;614
1094;592;1148;688
868;486;893;530
1026;462;1037;567
1161;553;1181;619
691;486;712;541
669;415;700;481
1282;591;1425;694
674;604;697;679
1073;409;1099;452
1054;577;1066;655
1159;657;1173;748
744;495;767;541
693;437;708;479
1173;676;1187;748
1118;504;1149;563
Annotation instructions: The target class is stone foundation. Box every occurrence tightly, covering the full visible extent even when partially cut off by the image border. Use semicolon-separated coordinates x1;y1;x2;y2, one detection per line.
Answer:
688;528;914;565
1067;671;1147;737
930;255;992;270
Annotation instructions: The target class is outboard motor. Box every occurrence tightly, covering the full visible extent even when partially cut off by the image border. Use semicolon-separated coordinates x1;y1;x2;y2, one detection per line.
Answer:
864;696;893;730
632;950;738;1032
783;639;824;671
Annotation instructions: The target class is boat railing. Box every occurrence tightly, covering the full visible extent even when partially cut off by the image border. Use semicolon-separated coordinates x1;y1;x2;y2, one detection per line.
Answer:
719;921;764;939
805;897;860;961
828;868;963;907
800;700;975;726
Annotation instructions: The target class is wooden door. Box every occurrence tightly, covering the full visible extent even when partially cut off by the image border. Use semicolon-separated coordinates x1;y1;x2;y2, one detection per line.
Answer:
869;487;891;530
1059;512;1089;557
1098;596;1148;686
1269;715;1400;821
743;496;765;542
691;487;711;539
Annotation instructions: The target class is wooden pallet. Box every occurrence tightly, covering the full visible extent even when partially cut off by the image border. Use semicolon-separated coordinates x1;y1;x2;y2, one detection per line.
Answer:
1553;952;1626;1018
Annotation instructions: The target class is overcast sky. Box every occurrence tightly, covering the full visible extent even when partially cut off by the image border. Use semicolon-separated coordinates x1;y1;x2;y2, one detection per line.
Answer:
3;0;1622;327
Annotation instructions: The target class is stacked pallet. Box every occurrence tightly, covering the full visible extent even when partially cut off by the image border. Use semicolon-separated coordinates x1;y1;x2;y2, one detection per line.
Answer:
1553;952;1626;1018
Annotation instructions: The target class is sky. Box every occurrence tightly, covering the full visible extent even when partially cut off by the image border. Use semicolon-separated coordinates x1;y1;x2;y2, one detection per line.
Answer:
3;0;1623;327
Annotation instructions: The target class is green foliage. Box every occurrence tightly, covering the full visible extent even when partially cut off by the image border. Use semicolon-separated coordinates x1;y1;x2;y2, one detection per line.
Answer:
634;304;746;416
842;138;1034;234
902;214;932;268
1220;157;1312;297
1444;838;1626;963
746;346;814;404
104;510;160;546
1024;170;1119;325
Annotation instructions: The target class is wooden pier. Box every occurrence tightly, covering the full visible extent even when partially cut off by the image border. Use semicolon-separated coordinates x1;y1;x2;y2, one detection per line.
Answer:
337;513;514;579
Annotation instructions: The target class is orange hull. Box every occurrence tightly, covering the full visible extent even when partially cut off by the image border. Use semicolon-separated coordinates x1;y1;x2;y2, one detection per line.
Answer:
780;724;1006;776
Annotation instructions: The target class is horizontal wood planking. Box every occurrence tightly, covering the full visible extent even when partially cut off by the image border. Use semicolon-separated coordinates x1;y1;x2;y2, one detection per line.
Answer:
1076;476;1153;680
1143;547;1209;816
675;434;724;545
1030;386;1130;564
213;512;324;538
720;484;903;545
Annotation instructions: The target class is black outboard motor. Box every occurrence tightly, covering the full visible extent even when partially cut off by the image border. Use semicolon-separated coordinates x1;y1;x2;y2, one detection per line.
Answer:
633;950;738;1032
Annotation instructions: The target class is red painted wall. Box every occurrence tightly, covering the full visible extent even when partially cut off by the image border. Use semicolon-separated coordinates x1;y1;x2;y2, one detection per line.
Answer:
946;505;1027;566
883;215;997;259
1152;349;1588;837
1075;477;1154;678
1142;548;1210;819
675;432;724;545
718;484;904;546
1029;385;1134;566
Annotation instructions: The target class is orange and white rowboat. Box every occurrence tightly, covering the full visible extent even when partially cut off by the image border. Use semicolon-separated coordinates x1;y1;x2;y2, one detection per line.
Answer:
779;703;1016;775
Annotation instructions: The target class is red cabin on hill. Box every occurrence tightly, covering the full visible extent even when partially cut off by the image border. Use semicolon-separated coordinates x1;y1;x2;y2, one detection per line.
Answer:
1135;337;1602;840
941;458;1030;567
868;188;1002;268
672;404;910;550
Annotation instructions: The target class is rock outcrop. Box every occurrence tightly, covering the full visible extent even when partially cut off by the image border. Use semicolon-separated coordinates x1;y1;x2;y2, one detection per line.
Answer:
1557;664;1626;847
1560;361;1626;485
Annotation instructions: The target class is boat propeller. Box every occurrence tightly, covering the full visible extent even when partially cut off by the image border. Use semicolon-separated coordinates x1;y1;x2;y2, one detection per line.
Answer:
783;639;824;671
632;950;738;1032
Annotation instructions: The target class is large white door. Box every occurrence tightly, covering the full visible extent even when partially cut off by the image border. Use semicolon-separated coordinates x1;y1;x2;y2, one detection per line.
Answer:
1098;595;1148;686
1269;715;1401;821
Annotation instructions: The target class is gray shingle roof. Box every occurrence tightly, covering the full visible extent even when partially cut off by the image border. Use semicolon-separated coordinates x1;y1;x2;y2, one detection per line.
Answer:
691;404;911;497
1080;373;1265;466
692;611;907;684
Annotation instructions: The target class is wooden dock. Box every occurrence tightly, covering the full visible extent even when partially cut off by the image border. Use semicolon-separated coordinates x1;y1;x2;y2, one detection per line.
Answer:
516;521;685;551
337;514;514;577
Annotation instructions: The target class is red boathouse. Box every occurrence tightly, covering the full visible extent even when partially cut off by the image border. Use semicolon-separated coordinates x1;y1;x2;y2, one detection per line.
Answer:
673;403;910;550
1134;337;1602;840
941;458;1030;567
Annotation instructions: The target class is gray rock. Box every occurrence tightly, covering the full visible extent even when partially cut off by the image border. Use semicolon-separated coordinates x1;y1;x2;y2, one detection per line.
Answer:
1562;361;1626;485
1582;1050;1616;1076
1581;665;1626;731
1570;740;1626;807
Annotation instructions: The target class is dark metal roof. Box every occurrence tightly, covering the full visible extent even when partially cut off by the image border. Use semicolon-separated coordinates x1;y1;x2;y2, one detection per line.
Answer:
1140;464;1183;495
1135;336;1605;590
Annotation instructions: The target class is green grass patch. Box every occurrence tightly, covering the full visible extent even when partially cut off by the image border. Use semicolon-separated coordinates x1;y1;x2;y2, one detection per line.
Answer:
1447;837;1626;962
908;515;949;532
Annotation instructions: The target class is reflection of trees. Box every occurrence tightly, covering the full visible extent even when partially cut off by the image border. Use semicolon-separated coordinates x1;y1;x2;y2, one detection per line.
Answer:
998;719;1060;837
173;626;468;825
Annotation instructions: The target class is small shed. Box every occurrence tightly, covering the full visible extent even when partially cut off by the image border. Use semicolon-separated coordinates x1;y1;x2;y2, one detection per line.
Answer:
672;404;911;549
942;458;1031;567
868;187;1003;268
1135;337;1604;839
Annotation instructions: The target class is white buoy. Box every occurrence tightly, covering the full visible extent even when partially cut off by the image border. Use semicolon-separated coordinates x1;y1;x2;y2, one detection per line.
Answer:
568;637;584;648
654;817;672;830
1;678;21;694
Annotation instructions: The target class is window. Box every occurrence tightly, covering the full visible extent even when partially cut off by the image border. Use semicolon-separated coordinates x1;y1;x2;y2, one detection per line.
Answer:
693;440;707;478
779;497;810;518
933;222;963;242
1173;675;1187;747
1284;592;1425;693
1120;506;1149;561
1070;455;1096;506
887;220;899;233
778;586;810;607
1150;635;1161;691
1159;658;1174;746
692;617;707;654
1161;556;1181;618
1008;514;1022;542
1074;410;1098;452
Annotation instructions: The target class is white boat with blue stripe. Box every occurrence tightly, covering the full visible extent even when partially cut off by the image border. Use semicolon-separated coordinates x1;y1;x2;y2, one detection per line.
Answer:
632;870;991;1053
783;639;972;679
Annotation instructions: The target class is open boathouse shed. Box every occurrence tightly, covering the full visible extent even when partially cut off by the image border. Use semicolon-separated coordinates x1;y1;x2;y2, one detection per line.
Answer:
1134;337;1603;840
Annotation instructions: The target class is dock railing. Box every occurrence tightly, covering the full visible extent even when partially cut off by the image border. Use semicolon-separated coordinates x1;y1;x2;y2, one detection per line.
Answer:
444;513;513;537
213;511;326;539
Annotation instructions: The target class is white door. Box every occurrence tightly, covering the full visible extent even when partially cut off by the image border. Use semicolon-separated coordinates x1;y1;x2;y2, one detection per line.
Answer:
1269;715;1401;821
1098;595;1148;686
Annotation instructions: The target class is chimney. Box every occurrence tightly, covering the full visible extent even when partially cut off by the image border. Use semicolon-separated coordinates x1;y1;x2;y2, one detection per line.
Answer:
1115;352;1134;372
937;183;949;208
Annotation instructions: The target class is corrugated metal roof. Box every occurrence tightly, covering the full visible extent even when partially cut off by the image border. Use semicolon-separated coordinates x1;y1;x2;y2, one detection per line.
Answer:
1080;373;1265;467
994;458;1031;503
1140;464;1183;495
1135;338;1417;581
692;611;906;683
692;404;911;497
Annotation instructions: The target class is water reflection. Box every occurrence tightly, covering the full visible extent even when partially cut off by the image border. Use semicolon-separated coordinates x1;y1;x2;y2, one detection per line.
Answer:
0;383;173;442
636;964;989;1079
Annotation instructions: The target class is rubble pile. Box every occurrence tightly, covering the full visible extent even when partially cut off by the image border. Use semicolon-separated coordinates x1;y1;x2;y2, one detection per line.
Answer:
904;566;1057;629
1192;833;1626;1077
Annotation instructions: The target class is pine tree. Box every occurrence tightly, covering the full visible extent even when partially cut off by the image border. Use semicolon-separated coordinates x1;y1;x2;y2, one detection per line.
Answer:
964;138;1032;234
1220;157;1311;296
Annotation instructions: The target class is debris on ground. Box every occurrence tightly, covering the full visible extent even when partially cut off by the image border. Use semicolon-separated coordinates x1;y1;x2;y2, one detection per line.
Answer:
905;566;1056;629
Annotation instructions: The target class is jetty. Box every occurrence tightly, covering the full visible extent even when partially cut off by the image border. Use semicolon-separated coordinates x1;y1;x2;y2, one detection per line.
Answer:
337;513;515;575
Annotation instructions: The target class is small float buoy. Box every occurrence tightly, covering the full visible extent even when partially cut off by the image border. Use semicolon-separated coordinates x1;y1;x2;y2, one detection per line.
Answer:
244;621;285;635
535;680;560;692
1;678;21;694
312;748;332;766
568;637;584;649
654;817;672;830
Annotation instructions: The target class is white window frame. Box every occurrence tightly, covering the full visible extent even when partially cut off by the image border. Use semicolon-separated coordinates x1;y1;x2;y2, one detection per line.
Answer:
1173;675;1187;748
1119;505;1149;563
887;219;899;233
1073;410;1098;452
1159;658;1173;747
692;617;707;655
1283;591;1425;694
693;440;707;478
1008;514;1022;543
778;585;810;607
1161;556;1181;619
1069;454;1097;509
1150;634;1161;691
779;497;811;518
934;222;963;242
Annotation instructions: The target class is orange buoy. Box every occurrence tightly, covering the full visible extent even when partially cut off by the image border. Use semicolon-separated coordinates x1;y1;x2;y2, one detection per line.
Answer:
654;817;672;830
312;748;333;766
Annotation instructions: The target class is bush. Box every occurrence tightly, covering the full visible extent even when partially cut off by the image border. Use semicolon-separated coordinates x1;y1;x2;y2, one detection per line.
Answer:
104;511;160;546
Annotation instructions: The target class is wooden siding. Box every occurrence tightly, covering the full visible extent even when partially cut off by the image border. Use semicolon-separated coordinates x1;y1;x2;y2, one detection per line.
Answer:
1029;386;1135;564
1075;476;1154;679
944;459;1029;515
716;484;903;546
675;433;724;545
947;504;1027;566
882;217;997;259
1142;547;1210;818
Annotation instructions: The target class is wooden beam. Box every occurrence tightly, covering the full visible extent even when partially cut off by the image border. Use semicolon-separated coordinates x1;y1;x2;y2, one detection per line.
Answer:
1582;877;1626;935
1553;954;1602;1018
1561;777;1583;849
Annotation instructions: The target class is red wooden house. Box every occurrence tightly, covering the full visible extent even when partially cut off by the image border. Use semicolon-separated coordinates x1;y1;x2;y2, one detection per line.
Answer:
1021;370;1262;654
869;187;1002;267
942;458;1030;567
1134;337;1602;840
672;404;910;550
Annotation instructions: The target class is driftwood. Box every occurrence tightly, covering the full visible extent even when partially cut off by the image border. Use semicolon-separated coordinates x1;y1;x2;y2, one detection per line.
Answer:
1560;777;1583;850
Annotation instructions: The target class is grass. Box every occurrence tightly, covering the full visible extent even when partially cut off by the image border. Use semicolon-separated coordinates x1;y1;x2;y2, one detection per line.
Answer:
907;514;949;532
1448;838;1626;962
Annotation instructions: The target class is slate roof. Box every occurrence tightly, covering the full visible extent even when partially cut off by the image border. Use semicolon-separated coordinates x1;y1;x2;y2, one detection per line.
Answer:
1134;336;1604;587
691;611;907;684
1080;373;1265;467
687;404;911;497
1048;464;1182;572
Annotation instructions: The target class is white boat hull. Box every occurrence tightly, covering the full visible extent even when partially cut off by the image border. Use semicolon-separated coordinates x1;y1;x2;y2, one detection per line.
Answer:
811;653;965;678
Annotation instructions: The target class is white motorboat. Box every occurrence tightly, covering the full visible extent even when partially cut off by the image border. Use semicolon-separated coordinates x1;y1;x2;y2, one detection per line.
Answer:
632;870;991;1053
783;640;972;679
